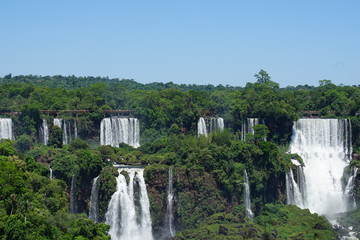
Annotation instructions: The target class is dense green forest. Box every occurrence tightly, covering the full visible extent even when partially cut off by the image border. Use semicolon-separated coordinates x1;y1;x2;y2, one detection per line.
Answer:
1;71;360;239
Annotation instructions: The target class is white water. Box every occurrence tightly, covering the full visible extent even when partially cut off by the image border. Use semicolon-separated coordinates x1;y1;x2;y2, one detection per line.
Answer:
289;118;353;217
54;118;78;145
39;119;49;145
49;167;53;179
241;118;260;140
100;117;140;148
89;176;100;223
105;168;154;240
165;168;176;238
345;167;358;210
0;118;14;140
70;175;77;214
243;170;254;220
197;117;224;137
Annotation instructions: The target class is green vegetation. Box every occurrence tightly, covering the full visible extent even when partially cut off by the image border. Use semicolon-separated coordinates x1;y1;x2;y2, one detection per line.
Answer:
1;71;359;239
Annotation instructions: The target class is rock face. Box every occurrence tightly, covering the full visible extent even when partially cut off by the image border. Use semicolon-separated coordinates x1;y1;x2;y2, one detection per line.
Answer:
144;165;226;239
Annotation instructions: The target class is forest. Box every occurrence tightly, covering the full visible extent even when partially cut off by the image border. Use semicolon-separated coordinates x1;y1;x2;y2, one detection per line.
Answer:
0;70;360;240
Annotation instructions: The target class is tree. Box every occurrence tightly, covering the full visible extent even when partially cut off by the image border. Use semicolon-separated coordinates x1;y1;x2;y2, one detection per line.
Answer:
254;69;279;89
48;126;63;148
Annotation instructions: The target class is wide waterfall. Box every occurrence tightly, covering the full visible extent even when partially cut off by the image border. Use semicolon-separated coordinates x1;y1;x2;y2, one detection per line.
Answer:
105;168;153;240
241;118;260;140
39;119;49;145
197;117;224;137
288;118;353;217
243;170;254;220
164;168;176;238
0;118;14;140
53;118;78;145
89;176;100;223
100;117;140;148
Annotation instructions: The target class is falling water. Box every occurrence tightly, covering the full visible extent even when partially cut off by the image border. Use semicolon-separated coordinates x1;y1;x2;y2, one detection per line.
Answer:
39;119;49;145
0;118;14;140
89;176;100;223
197;117;224;137
54;118;77;145
243;170;254;220
70;175;77;214
100;117;140;148
105;168;154;240
286;168;304;208
49;167;53;179
165;168;176;238
289;119;353;217
241;118;260;140
345;167;358;210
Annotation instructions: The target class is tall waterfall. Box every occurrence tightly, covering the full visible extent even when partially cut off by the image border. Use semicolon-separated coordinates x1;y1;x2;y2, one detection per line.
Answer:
105;168;153;240
345;167;358;210
241;118;260;140
100;117;140;148
243;170;254;220
0;118;14;140
165;168;175;238
197;117;224;137
49;167;53;179
89;176;100;223
39;119;49;145
53;118;78;145
288;118;353;217
69;175;77;214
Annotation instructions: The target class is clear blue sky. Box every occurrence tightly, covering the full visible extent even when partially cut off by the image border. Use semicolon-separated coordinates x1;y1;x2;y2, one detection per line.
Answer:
1;1;359;87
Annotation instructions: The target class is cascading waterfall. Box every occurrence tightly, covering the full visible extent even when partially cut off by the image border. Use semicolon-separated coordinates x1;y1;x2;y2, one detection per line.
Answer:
54;118;78;145
241;118;260;140
165;168;176;238
89;176;100;223
0;118;14;140
345;167;358;210
197;117;224;137
39;119;49;145
243;170;254;220
288;118;353;217
70;175;77;214
105;168;153;240
100;117;140;148
49;167;53;179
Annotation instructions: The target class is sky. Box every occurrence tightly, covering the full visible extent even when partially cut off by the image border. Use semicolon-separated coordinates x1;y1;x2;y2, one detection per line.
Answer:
1;1;359;87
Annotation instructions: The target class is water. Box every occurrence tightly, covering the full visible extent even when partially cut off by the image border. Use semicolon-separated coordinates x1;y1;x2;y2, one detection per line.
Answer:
89;176;100;223
345;167;358;210
54;118;78;145
241;118;260;140
105;168;154;240
39;119;49;145
165;168;175;238
243;170;254;220
197;117;224;137
70;175;77;214
0;118;14;140
100;117;140;148
49;167;53;179
288;119;353;217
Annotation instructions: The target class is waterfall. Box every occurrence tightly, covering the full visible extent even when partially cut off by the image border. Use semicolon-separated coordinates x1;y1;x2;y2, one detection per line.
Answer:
70;175;77;214
0;118;14;140
89;176;100;223
288;118;352;217
345;167;358;210
243;170;254;220
165;168;175;238
54;118;77;145
49;167;53;179
105;168;154;240
39;119;49;145
241;118;260;140
100;117;140;148
197;117;224;137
